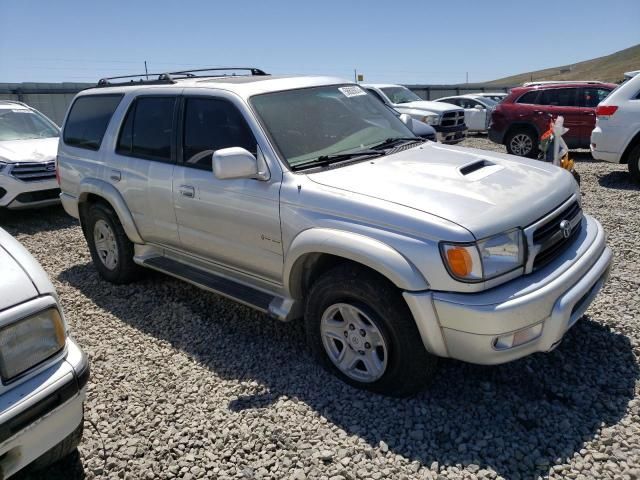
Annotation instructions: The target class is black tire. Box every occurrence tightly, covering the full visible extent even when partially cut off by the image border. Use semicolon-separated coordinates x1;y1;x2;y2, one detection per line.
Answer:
84;202;141;284
28;419;83;472
505;128;539;158
627;143;640;183
305;264;437;397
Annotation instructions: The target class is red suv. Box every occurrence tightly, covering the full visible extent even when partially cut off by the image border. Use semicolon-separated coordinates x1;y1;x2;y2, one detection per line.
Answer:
488;82;616;158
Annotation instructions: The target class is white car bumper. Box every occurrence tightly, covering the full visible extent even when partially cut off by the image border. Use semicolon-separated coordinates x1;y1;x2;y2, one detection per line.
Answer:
590;126;622;163
404;214;611;364
0;338;88;478
0;166;60;209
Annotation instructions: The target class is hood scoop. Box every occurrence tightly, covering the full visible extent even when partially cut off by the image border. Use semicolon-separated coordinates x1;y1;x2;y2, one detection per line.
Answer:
458;159;503;180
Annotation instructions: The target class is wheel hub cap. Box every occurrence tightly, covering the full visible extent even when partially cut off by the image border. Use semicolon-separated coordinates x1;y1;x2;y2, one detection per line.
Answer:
511;133;532;156
320;303;388;383
93;220;118;270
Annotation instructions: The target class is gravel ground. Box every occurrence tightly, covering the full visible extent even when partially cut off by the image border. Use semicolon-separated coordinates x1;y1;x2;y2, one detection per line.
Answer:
3;135;639;480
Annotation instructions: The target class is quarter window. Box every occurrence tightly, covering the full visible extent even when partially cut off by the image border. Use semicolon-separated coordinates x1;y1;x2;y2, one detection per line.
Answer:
182;97;256;171
63;94;123;150
116;97;176;162
580;88;612;107
537;88;577;107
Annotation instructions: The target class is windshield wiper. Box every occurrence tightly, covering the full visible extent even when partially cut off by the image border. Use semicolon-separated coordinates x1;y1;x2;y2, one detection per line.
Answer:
370;137;426;150
291;149;384;171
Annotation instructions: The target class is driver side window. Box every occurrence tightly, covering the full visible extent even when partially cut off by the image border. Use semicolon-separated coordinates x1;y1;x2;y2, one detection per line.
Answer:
182;97;257;171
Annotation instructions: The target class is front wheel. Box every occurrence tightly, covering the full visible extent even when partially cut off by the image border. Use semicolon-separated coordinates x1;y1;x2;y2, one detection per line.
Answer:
505;129;538;158
305;265;437;397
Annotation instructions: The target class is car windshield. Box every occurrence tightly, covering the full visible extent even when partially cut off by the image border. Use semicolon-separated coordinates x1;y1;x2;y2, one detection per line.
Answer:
380;86;422;104
250;85;414;168
0;108;59;141
479;97;498;107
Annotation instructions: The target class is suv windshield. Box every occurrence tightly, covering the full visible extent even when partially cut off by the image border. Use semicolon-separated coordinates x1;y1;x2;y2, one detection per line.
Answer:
380;86;422;104
251;85;414;168
0;108;59;141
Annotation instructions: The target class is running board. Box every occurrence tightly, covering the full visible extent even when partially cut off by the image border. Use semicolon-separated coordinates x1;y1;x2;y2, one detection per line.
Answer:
142;256;276;313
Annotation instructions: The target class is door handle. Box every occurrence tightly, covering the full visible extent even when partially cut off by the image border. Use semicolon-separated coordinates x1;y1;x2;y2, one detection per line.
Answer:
109;169;121;182
179;185;195;198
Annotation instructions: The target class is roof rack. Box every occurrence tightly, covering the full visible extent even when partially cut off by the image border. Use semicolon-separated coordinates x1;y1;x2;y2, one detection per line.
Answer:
522;80;607;87
97;67;268;87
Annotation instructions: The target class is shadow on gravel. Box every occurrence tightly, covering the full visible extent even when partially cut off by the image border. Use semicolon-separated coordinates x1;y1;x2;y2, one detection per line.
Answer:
13;449;86;480
60;263;638;480
597;171;640;191
0;205;76;236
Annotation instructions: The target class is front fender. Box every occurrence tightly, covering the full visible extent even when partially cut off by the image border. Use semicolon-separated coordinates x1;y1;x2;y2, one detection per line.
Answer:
78;178;144;244
284;228;429;298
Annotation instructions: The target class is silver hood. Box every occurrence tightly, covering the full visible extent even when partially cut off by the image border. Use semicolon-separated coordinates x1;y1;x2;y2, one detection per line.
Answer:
394;100;461;114
0;137;59;164
0;228;55;310
307;143;577;239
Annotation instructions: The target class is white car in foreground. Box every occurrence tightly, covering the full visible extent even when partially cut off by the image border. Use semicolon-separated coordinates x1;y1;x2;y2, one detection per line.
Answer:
435;95;498;132
0;228;88;477
0;101;61;209
590;73;640;182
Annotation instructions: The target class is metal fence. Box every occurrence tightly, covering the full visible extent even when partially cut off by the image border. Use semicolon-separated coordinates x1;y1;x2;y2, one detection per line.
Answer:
0;82;515;126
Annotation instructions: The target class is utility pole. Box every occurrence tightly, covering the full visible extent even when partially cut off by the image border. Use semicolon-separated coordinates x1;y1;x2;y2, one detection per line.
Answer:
466;71;469;84
144;61;149;80
354;68;357;83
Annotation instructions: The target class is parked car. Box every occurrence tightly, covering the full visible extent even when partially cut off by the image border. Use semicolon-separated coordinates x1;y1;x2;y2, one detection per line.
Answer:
488;81;616;157
0;101;61;209
474;92;507;103
590;73;640;182
0;228;88;478
367;93;437;141
58;68;611;396
362;84;467;144
435;95;498;132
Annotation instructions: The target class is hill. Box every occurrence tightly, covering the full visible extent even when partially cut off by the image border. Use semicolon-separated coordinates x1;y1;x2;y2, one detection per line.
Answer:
486;43;640;85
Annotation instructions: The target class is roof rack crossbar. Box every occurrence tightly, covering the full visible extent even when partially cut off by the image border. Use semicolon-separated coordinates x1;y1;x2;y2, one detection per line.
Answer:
97;67;268;87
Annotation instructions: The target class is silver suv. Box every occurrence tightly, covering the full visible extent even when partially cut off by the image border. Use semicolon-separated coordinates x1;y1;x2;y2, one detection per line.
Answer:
57;68;611;396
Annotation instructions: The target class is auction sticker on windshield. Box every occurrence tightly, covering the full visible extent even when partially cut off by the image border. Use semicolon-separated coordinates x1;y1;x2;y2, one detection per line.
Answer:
339;86;367;97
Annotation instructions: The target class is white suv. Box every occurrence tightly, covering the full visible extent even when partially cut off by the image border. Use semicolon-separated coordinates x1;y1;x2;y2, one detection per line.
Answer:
58;68;610;396
0;101;61;209
590;73;640;181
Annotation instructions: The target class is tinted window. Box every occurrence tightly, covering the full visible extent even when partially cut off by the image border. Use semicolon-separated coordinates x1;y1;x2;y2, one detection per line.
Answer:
63;95;123;150
516;91;539;104
117;97;176;162
538;88;577;107
580;88;612;107
182;98;256;170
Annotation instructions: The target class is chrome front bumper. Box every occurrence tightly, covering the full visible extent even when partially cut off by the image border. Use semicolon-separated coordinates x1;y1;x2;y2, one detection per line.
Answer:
405;214;612;364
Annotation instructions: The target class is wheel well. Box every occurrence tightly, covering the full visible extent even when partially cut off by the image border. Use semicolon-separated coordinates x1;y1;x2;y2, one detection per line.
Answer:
621;131;640;165
291;253;396;301
78;194;113;237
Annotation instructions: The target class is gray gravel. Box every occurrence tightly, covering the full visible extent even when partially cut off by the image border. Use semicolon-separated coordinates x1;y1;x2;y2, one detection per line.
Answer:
4;135;640;480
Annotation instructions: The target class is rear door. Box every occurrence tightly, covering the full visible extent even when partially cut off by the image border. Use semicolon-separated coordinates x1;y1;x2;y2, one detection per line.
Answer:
536;88;582;147
578;86;613;144
109;92;181;247
458;98;487;131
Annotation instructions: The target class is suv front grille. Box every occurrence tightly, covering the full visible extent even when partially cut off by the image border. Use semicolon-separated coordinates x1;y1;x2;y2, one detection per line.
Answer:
530;200;583;270
441;111;465;127
10;161;56;182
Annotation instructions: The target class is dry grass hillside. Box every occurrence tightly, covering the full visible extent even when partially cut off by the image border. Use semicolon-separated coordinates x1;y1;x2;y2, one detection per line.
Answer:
487;43;639;85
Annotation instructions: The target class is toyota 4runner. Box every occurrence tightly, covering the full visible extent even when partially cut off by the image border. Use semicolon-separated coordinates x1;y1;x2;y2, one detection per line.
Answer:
57;68;611;396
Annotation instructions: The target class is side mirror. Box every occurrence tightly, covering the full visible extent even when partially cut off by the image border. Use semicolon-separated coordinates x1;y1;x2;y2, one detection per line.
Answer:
212;147;260;180
399;113;413;128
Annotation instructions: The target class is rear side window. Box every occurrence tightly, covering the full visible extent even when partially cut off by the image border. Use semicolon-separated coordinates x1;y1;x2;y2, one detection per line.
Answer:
63;94;123;150
182;97;256;171
537;88;577;107
117;97;176;162
580;88;612;107
516;91;539;104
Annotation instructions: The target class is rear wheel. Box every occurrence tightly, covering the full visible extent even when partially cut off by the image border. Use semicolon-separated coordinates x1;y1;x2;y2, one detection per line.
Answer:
505;128;538;158
627;143;640;183
305;264;437;397
84;202;141;284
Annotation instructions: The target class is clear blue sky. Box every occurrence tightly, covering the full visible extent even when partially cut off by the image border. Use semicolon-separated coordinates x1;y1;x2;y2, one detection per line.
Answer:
1;0;638;84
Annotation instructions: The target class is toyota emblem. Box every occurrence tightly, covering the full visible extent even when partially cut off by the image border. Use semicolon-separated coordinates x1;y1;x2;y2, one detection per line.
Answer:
559;220;572;239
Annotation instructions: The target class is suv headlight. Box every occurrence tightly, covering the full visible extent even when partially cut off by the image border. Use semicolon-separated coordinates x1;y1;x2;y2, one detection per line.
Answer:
440;229;525;282
0;308;66;381
420;114;440;126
